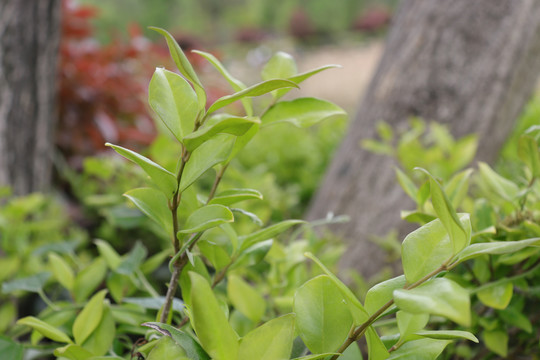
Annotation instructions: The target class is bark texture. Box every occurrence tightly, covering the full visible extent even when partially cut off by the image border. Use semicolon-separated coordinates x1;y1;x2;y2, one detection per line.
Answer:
0;0;61;195
308;0;540;278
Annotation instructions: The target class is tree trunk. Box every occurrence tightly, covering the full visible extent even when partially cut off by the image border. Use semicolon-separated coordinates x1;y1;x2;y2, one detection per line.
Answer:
307;0;540;279
0;0;61;195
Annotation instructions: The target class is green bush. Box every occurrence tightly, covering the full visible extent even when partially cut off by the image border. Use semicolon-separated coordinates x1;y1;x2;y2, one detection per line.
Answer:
4;27;540;360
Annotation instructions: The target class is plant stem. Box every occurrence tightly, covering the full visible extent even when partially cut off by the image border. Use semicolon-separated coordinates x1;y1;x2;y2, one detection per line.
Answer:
329;261;452;360
207;163;229;204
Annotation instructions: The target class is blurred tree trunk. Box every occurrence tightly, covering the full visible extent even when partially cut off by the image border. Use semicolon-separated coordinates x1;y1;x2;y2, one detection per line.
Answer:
307;0;540;279
0;0;61;195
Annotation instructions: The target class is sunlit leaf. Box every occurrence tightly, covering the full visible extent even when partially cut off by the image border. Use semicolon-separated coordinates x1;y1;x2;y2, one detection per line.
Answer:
262;98;346;128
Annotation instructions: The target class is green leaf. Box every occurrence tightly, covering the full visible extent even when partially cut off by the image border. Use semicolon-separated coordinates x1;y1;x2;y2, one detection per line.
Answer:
116;242;147;275
293;354;340;360
17;316;73;344
414;330;479;343
445;168;473;209
94;240;122;270
179;256;211;308
401;214;470;284
238;314;295;360
124;188;172;234
227;275;266;323
275;65;341;100
73;258;107;303
73;289;107;345
2;272;49;294
105;143;177;198
178;204;234;234
183;116;260;151
227;122;260;163
395;168;418;202
387;338;450;360
148;68;199;142
396;311;429;342
124;297;184;314
48;253;75;291
197;240;231;271
293;275;353;354
142;322;210;360
207;79;298;114
364;275;406;315
146;336;189;360
239;220;305;252
478;162;520;201
192;50;251;115
417;168;469;253
180;134;235;192
262;98;347;128
477;282;513;309
518;135;540;177
393;278;471;326
262;52;297;81
456;237;540;263
498;306;532;333
54;344;94;360
304;252;369;325
0;336;23;360
80;306;115;356
483;330;508;357
209;188;263;206
189;272;239;360
365;327;390;360
149;27;206;110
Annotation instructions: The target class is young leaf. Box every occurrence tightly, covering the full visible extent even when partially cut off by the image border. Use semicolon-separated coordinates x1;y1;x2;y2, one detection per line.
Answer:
293;275;353;354
54;344;94;360
17;317;73;344
106;143;177;198
142;322;210;360
148;68;199;142
396;311;429;342
414;330;478;343
401;216;464;284
395;168;418;202
207;79;298;115
226;123;260;163
364;275;406;315
304;252;369;325
387;338;451;359
189;272;239;360
73;258;107;303
478;162;520;201
179;134;235;192
239;219;305;251
80;305;115;356
73;290;107;345
365;326;390;360
124;188;172;234
209;188;263;206
262;98;346;128
94;240;122;270
146;336;189;360
149;27;206;110
417;168;470;253
477;282;513;309
227;275;266;323
178;204;234;234
393;278;471;326
238;314;295;360
444;168;473;210
456;237;540;263
274;65;341;100
115;241;148;275
518;134;540;177
192;50;252;116
179;256;211;308
183;116;260;151
48;253;75;292
262;52;297;81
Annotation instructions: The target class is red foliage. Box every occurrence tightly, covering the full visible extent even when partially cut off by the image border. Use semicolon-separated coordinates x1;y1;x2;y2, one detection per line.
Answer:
57;0;225;167
352;6;392;33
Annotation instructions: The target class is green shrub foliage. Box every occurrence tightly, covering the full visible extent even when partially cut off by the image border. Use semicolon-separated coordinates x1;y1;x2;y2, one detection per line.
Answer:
4;28;540;359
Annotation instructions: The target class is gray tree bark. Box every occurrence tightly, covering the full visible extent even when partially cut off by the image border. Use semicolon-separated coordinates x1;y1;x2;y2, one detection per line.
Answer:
308;0;540;279
0;0;61;195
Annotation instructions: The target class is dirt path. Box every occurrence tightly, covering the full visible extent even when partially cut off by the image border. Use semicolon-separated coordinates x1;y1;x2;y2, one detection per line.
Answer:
293;41;383;114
